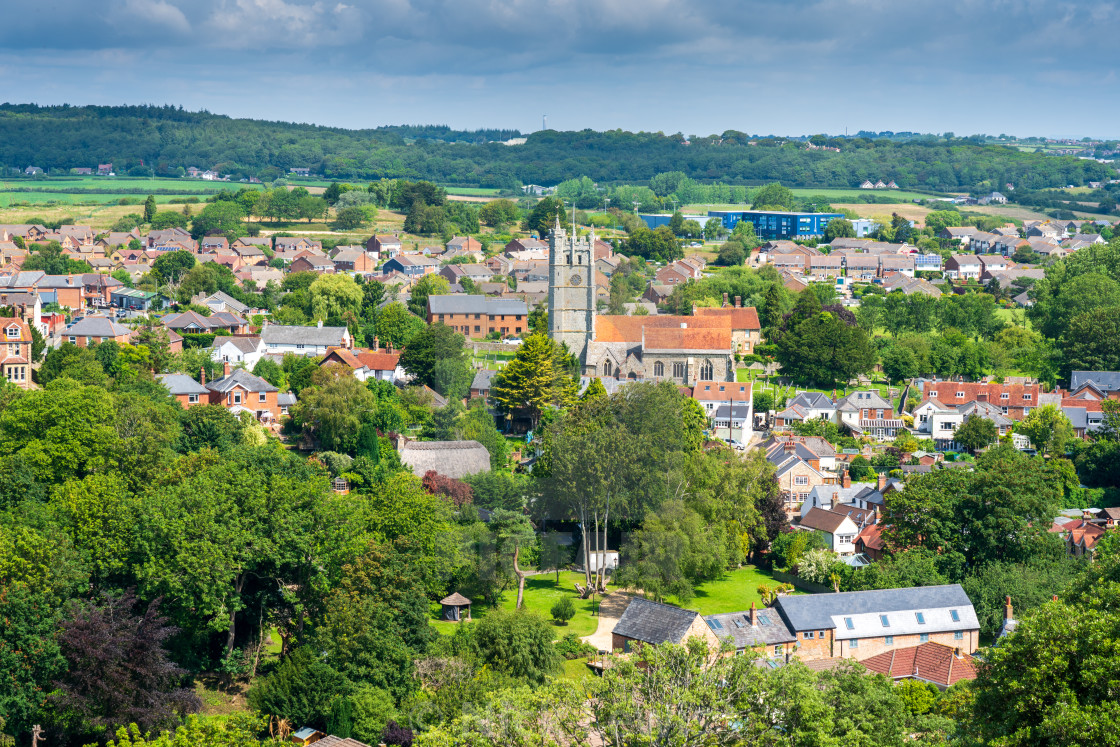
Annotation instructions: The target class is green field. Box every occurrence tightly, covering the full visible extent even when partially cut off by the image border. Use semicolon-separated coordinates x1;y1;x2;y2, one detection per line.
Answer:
665;566;796;614
1;176;264;193
445;187;503;196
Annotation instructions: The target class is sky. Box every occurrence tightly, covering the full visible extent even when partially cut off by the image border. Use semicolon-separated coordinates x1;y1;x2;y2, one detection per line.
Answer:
2;0;1119;138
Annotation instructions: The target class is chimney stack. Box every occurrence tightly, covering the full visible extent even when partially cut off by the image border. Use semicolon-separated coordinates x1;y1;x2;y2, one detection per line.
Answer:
749;602;757;627
842;471;851;489
317;319;324;328
223;361;230;377
877;472;887;491
723;292;729;307
373;335;379;351
200;367;206;386
734;295;741;308
1004;596;1013;621
784;441;795;454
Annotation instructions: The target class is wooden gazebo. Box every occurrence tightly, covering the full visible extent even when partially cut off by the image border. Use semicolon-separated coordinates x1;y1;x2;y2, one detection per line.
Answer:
440;592;472;622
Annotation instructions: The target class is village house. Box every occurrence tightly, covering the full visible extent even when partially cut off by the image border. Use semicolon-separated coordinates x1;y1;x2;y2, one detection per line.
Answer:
771;585;979;662
774;391;837;428
382;254;439;277
800;473;887;519
289;254;336;274
768;440;836;515
440;263;495;286
274;237;323;254
210;336;265;369
366;234;402;259
63;315;131;347
691;299;762;354
261;322;351;356
427;295;528;339
798;507;861;555
205;363;281;422
705;603;797;659
944;255;983;281
920;381;1043;420
329;248;377;273
319;345;405;383
157;373;210;408
611;597;720;654
0;318;33;389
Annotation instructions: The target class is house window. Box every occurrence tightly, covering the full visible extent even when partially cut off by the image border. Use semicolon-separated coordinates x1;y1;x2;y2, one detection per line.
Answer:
843;617;854;630
654;361;664;377
849;639;859;649
884;636;894;645
233;392;242;404
602;361;613;377
773;645;782;656
1000;393;1009;399
438;314;445;321
4;327;17;339
188;394;199;404
474;314;480;320
920;634;929;643
915;612;926;624
803;631;814;639
296;344;305;350
880;615;890;627
1023;393;1032;401
474;326;481;333
259;393;267;403
954;631;964;640
794;476;808;486
950;609;960;622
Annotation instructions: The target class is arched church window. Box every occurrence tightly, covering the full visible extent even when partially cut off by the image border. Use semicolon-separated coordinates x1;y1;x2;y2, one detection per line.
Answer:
700;360;714;380
602;361;612;377
653;361;664;377
672;362;686;378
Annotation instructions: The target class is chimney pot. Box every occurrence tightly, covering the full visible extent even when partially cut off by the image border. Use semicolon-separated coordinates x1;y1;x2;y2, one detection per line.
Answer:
842;471;851;488
1004;595;1013;621
722;292;729;307
200;367;206;385
749;602;757;626
877;472;887;491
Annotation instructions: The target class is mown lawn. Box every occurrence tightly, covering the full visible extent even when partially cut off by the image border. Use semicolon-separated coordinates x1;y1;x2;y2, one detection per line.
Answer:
663;566;794;615
431;571;603;638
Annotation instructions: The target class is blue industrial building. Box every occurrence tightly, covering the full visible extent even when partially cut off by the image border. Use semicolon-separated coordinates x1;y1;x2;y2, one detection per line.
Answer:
708;210;845;240
638;213;709;230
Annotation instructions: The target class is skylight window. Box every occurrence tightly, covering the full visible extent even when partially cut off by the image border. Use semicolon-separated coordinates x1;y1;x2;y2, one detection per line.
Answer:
950;609;960;622
709;618;723;630
844;617;854;630
915;612;926;624
880;615;890;627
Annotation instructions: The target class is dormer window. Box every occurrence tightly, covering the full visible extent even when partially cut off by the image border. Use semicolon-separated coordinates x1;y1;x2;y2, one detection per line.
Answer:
5;326;18;339
956;391;965;398
1023;393;1032;401
1000;393;1009;400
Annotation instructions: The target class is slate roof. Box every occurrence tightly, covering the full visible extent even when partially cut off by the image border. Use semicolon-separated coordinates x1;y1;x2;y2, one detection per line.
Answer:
261;324;348;346
399;439;491;479
786;391;836;410
706;607;796;648
427;294;528;316
65;315;130;338
835;390;892;411
198;290;250;314
206;368;278;394
612;597;703;645
157;373;209;396
773;584;978;638
799;507;856;534
212;336;262;354
471;369;498;391
1071;371;1120;393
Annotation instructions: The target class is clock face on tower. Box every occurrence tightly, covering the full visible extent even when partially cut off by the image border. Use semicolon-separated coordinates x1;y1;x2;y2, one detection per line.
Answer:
570;274;582;285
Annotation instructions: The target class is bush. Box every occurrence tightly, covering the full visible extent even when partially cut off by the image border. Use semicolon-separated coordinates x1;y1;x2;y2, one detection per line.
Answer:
550;596;575;625
555;632;595;660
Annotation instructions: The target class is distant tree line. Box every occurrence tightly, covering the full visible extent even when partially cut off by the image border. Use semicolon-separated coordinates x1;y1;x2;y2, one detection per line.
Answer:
0;104;1110;191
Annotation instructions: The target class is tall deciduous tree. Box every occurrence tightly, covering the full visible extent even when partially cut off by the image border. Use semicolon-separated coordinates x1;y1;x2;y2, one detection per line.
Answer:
52;592;200;739
1016;404;1073;456
399;323;467;391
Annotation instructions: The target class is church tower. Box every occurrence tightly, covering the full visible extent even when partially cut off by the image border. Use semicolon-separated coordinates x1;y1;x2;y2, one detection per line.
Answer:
547;219;596;364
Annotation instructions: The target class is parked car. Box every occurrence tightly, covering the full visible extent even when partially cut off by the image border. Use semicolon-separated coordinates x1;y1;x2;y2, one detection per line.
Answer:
728;439;746;451
503;337;523;345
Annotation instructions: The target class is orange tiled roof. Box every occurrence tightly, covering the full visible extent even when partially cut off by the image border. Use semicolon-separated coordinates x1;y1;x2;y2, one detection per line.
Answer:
594;315;693;343
644;327;731;351
861;642;976;688
856;523;885;551
693;306;761;330
692;381;753;401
